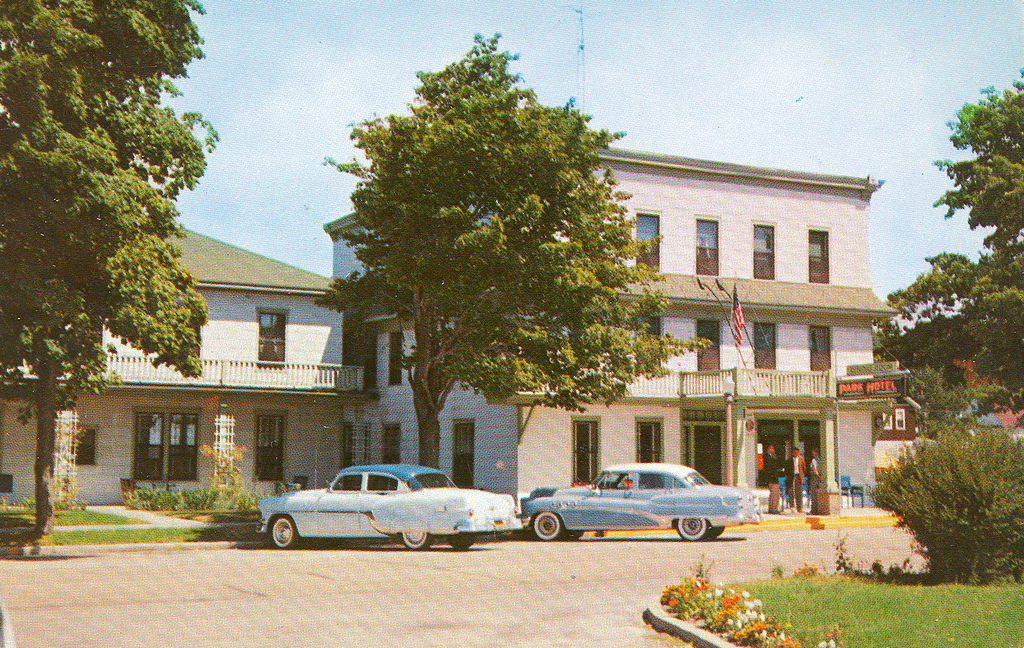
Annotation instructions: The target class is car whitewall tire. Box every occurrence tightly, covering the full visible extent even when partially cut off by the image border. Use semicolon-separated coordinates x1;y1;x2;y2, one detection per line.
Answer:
676;517;710;541
532;511;564;541
269;516;299;549
400;530;432;550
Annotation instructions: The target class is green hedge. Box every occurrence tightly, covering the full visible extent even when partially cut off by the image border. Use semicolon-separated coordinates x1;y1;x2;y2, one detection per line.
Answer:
126;486;257;512
871;428;1024;583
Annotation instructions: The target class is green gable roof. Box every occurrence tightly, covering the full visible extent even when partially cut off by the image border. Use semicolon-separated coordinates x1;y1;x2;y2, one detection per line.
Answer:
175;229;330;292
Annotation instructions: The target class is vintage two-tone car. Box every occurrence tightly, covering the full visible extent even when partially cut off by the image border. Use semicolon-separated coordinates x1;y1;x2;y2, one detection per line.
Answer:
520;463;762;541
259;464;522;550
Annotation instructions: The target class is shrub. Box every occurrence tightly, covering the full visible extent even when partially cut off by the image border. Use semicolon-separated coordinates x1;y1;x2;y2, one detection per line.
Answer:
871;427;1024;583
126;486;258;512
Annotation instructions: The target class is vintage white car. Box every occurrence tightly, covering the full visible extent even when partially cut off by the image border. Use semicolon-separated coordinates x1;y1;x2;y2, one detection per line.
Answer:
259;464;522;550
520;463;762;541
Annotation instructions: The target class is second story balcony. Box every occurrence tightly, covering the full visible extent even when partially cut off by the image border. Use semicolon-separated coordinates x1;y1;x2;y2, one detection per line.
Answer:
106;353;364;393
627;368;834;401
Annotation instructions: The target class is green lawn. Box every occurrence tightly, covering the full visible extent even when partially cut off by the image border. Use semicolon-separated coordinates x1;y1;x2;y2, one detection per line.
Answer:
744;576;1024;648
0;508;143;528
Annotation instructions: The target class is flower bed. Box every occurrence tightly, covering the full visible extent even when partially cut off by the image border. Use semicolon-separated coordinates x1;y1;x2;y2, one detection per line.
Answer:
661;576;824;648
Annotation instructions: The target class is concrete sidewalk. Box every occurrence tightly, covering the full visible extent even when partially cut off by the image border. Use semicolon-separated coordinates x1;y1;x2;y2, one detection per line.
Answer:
53;505;210;532
599;506;897;539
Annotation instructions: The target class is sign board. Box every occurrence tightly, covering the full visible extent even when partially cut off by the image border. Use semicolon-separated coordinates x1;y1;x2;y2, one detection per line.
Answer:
845;361;900;376
836;373;907;400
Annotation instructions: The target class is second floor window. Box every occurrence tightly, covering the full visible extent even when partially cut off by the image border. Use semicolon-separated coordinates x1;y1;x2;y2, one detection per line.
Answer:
810;325;831;371
696;219;719;275
388;331;403;386
696;320;720;371
754;322;777;369
636;213;660;269
809;230;829;284
754;225;775;280
258;311;285;362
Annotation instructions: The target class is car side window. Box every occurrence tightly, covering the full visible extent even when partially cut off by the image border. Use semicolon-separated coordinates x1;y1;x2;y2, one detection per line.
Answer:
366;474;399;493
638;473;667;489
332;473;363;492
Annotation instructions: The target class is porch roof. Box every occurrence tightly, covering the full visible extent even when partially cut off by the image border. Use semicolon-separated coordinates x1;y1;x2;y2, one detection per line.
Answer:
647;274;893;318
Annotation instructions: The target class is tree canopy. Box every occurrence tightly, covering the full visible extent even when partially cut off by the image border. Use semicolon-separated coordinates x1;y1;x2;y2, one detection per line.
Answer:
321;35;688;467
0;0;214;534
879;71;1024;412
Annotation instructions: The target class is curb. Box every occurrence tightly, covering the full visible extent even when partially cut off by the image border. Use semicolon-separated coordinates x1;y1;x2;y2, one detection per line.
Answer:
643;606;738;648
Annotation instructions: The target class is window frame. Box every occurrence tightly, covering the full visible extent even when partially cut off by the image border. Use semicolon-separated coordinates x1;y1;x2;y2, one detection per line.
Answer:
258;310;286;363
572;419;600;485
696;219;719;276
133;411;199;482
809;325;832;371
808;230;830;284
387;331;403;386
636;419;663;463
636;213;660;269
753;224;775;280
696;320;721;371
381;423;401;464
753;322;777;370
76;428;97;466
452;419;475;488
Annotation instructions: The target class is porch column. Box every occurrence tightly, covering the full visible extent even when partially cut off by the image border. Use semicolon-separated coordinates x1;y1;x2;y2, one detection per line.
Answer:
734;405;750;488
819;407;841;514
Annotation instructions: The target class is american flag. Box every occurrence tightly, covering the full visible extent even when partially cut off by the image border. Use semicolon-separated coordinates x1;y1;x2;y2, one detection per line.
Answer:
731;286;745;345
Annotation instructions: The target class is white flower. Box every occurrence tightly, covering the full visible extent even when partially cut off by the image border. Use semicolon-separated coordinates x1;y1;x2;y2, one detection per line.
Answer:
742;590;750;598
715;588;723;597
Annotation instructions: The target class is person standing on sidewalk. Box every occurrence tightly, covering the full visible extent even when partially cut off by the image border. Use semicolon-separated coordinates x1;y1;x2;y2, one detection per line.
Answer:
788;447;806;512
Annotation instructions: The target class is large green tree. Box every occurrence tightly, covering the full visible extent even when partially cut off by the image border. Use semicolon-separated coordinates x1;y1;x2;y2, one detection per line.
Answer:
879;72;1024;412
0;0;215;535
321;36;689;468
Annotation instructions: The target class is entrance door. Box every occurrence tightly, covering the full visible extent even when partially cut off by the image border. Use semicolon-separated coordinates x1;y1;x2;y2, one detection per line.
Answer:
692;426;722;485
757;420;791;488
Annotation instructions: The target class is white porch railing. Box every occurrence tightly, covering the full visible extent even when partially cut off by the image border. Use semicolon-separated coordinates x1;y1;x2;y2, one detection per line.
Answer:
626;372;681;398
625;368;834;400
106;354;363;391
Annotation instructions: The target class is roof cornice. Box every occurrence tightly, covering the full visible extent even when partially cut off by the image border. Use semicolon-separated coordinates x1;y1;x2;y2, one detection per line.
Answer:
196;281;327;296
599;148;881;198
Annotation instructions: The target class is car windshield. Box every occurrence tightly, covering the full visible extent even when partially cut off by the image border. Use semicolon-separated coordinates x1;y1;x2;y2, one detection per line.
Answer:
408;472;455;490
594;472;631;489
681;471;710;487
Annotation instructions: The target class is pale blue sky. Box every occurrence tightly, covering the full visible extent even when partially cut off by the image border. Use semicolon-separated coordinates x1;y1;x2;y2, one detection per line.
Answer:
168;0;1024;298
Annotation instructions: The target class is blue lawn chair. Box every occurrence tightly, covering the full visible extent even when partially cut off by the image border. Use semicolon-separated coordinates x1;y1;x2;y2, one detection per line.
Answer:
841;476;865;506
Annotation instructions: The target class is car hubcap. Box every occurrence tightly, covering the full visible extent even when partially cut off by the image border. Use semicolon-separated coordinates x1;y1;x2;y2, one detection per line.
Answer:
273;520;292;546
404;531;427;548
680;519;704;538
536;514;558;538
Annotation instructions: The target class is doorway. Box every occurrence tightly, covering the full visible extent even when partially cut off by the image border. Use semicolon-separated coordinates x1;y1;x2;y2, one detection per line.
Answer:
692;426;722;485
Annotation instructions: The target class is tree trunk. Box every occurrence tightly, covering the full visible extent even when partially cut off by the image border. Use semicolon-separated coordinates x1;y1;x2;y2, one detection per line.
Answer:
416;405;441;469
33;362;57;537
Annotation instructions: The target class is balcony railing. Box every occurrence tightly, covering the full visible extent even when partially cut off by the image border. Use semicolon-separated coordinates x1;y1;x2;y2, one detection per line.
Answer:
626;368;833;400
106;354;363;392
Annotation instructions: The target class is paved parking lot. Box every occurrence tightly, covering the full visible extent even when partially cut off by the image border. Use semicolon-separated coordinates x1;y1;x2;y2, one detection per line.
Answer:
1;526;920;648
